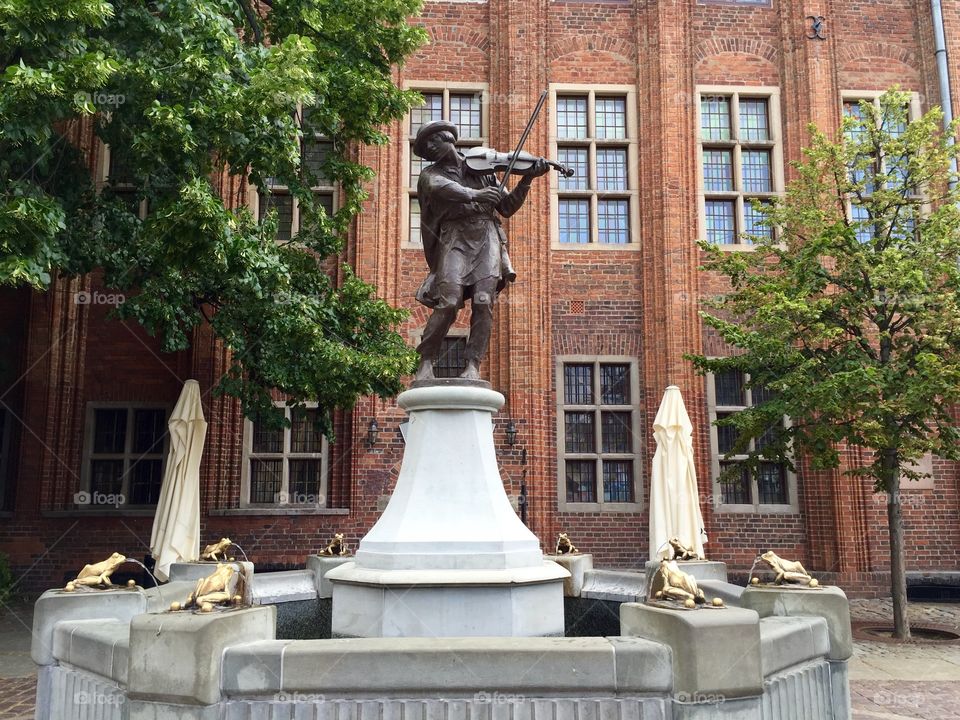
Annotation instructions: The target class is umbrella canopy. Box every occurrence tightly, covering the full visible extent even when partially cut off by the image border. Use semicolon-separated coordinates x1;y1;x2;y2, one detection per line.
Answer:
648;385;707;561
150;379;207;581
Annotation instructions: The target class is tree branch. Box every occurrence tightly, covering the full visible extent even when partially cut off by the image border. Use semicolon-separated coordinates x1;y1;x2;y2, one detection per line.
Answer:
235;0;263;44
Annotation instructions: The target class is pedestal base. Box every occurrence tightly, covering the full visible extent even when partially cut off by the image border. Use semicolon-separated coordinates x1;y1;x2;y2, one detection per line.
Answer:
329;562;568;637
330;384;568;637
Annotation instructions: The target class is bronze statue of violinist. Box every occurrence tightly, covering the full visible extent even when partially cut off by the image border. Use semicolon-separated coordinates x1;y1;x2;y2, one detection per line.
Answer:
412;101;573;383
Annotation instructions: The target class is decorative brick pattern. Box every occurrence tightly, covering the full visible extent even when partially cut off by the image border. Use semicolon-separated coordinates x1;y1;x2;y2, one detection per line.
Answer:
0;0;958;595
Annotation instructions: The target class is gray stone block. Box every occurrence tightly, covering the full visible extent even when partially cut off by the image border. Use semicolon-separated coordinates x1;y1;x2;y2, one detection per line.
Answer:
253;569;318;604
740;584;852;661
281;637;616;694
128;605;276;705
758;616;830;677
32;587;147;665
830;660;852;720
212;636;671;696
307;555;354;598
673;696;761;720
606;637;672;692
128;700;223;720
698;580;744;607
222;639;291;694
620;602;763;699
544;554;594;597
580;569;646;602
761;658;835;720
52;618;130;684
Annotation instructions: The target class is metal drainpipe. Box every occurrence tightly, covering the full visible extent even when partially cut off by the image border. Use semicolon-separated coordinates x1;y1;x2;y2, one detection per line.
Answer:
932;0;958;189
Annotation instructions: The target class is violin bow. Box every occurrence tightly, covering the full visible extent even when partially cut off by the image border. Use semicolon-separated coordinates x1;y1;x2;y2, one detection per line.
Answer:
497;89;549;194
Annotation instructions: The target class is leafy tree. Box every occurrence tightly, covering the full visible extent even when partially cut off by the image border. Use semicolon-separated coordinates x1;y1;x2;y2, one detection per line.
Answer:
0;0;426;433
690;89;960;639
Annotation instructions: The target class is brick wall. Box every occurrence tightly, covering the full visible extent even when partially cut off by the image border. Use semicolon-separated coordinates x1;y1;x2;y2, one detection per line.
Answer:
1;0;958;595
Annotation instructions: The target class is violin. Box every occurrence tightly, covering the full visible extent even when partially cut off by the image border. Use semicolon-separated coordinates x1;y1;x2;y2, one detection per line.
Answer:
463;147;575;178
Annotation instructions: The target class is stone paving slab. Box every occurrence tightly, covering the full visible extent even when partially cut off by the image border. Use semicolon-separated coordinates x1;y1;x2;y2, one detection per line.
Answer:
851;680;960;719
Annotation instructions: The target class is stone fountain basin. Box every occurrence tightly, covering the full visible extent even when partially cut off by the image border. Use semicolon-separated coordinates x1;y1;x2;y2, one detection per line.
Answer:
33;558;854;720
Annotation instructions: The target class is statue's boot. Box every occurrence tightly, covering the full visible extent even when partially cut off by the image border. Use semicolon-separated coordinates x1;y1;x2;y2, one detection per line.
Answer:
460;360;481;380
414;359;435;383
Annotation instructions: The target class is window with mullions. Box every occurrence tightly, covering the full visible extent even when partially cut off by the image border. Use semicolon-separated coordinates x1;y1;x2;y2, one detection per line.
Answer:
707;370;795;511
82;406;168;506
841;94;921;244
243;405;329;506
557;358;641;509
102;147;148;218
697;89;782;247
257;108;337;242
434;336;468;378
551;87;638;247
405;87;486;246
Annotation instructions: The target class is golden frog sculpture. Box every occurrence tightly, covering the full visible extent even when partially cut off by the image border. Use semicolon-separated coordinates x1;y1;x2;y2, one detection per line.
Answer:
200;538;233;562
555;532;578;555
319;533;349;557
760;551;818;586
184;563;241;610
669;537;704;561
69;553;126;589
651;559;706;605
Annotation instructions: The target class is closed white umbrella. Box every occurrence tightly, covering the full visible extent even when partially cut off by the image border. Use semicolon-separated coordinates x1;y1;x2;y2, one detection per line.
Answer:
150;379;207;581
649;386;707;561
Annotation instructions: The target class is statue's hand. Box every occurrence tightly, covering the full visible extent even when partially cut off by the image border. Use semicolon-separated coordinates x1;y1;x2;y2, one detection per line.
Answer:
473;187;504;205
529;158;550;177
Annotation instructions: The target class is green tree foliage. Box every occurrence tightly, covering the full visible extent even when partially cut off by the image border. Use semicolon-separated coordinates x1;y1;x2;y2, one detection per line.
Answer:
690;90;960;638
0;0;426;432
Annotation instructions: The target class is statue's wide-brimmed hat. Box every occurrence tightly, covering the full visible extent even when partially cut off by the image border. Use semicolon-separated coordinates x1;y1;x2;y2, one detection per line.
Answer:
413;120;458;158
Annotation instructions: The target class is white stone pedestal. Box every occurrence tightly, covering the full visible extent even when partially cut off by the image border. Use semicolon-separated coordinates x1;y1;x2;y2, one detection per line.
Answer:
328;384;568;637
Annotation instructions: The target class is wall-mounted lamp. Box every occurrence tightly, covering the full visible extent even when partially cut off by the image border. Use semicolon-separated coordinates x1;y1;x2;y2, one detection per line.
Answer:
366;419;380;448
505;420;518;447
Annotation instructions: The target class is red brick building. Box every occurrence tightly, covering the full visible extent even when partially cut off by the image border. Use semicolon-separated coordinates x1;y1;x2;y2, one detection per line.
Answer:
2;0;959;594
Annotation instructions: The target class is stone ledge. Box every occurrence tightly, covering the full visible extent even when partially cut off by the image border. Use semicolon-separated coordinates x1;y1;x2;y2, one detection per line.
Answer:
580;569;646;602
127;605;276;706
252;569;316;604
620;602;763;699
758;616;830;677
544;554;594;597
741;584;852;661
52;618;130;685
306;555;353;598
32;588;147;666
222;636;672;696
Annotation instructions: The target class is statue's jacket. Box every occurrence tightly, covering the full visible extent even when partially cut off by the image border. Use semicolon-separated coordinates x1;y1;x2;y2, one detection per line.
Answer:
416;154;525;308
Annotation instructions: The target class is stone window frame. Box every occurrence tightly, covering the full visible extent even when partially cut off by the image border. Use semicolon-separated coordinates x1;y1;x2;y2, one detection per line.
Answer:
247;107;339;243
548;84;640;250
240;402;330;508
840;90;924;240
79;402;170;508
555;355;643;513
705;370;799;514
400;81;490;250
695;86;784;251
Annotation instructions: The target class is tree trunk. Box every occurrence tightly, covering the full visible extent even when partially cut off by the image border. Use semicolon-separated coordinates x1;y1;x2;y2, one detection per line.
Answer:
883;448;911;639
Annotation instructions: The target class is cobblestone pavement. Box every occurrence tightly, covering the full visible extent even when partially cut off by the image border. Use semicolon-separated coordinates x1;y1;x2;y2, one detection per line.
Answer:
848;599;960;719
1;598;958;719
